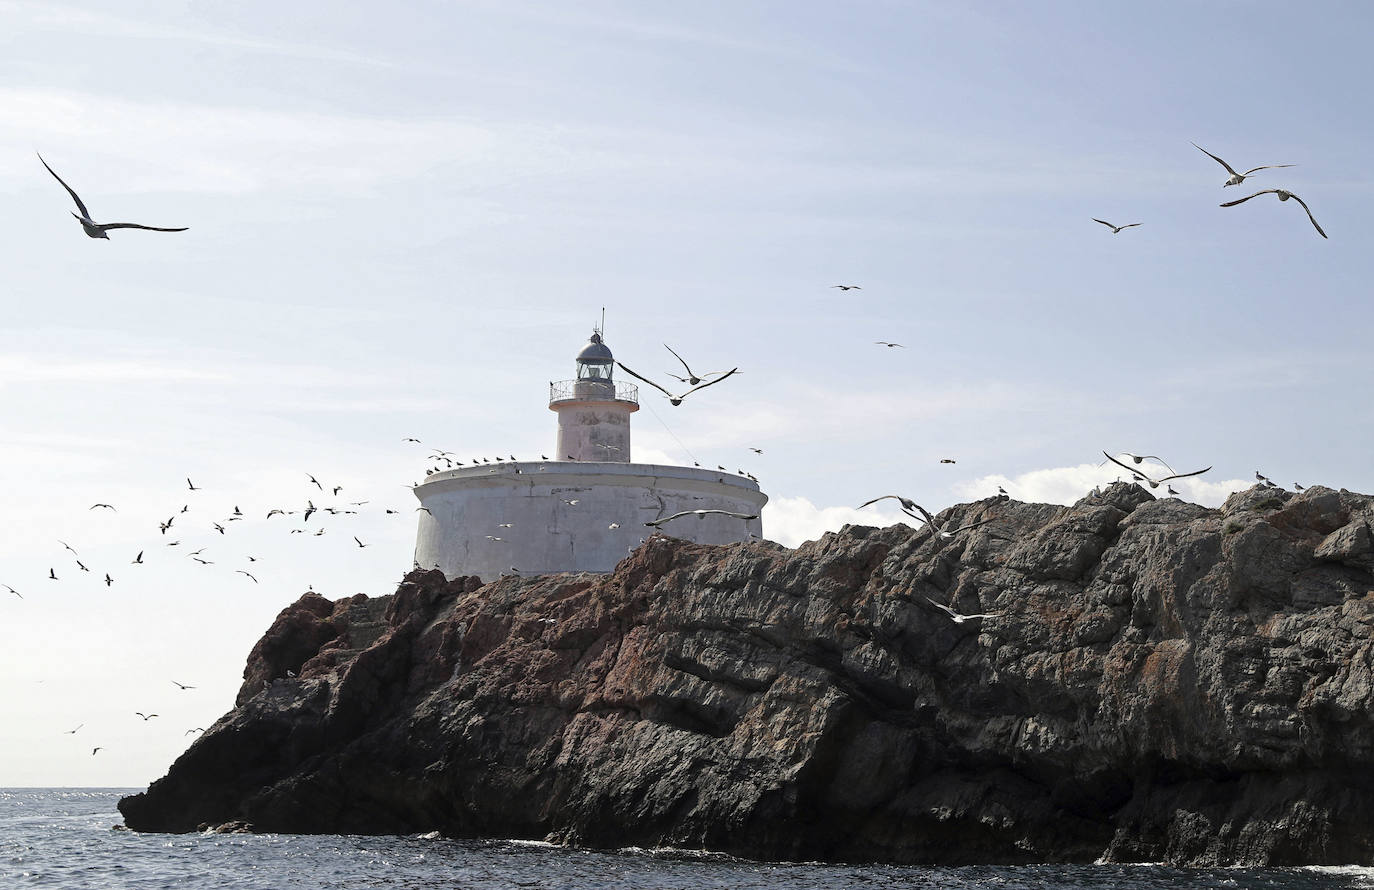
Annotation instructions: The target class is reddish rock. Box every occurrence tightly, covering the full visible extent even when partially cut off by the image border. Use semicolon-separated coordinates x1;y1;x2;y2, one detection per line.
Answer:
120;484;1374;866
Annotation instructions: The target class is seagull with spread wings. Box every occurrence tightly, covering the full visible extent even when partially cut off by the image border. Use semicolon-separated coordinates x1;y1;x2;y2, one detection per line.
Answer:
662;344;729;386
924;596;1002;624
645;509;759;528
1220;189;1327;239
1191;142;1295;188
38;153;188;239
1092;218;1141;234
616;361;739;406
1102;451;1211;489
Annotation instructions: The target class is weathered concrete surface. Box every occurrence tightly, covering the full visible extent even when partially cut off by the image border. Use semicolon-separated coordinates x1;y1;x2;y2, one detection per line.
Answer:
119;483;1374;866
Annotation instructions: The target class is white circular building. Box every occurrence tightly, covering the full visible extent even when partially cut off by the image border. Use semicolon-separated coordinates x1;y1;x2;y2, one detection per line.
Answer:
413;331;767;581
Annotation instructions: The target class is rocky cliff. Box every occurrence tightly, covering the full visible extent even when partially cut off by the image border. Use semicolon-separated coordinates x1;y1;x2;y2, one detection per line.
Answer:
118;483;1374;866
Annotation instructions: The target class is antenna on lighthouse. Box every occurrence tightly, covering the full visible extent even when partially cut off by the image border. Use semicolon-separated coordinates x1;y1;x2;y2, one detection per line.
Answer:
599;306;605;339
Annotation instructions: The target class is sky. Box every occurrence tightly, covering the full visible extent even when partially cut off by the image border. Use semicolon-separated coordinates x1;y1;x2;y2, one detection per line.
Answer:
2;0;1371;787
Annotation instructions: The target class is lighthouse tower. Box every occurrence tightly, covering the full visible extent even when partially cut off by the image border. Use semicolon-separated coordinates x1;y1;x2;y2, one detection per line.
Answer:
412;328;767;581
549;331;638;462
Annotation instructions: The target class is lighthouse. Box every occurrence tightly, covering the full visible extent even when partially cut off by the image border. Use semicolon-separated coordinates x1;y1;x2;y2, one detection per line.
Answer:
412;329;767;581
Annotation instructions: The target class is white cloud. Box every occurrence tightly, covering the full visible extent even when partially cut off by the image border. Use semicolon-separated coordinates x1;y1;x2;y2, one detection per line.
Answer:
763;495;907;548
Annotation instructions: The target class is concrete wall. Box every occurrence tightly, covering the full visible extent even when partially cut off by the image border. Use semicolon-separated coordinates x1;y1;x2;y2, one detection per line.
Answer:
413;461;767;581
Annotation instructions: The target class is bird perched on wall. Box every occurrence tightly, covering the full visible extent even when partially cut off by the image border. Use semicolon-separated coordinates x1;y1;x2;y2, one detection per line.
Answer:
38;153;188;239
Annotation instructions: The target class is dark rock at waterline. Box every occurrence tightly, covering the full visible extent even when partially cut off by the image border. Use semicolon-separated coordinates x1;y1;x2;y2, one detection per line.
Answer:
119;483;1374;866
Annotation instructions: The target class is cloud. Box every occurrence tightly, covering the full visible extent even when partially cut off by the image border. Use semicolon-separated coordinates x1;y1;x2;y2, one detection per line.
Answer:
0;355;229;386
763;495;907;548
953;462;1252;508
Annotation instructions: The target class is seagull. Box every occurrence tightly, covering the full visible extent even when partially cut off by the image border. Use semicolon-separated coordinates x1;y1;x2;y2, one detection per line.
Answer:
91;747;102;756
160;517;174;534
1256;471;1271;483
1121;453;1177;474
303;500;317;522
172;680;195;690
645;509;759;527
1294;483;1306;491
416;507;432;514
832;285;862;291
924;596;1002;624
38;154;188;239
857;494;934;524
103;573;113;587
663;344;727;386
309;474;323;490
353;536;368;548
1092;218;1141;234
561;499;580;506
939;458;956;464
185;728;206;735
237;570;258;583
874;341;904;348
135;712;158;721
1102;452;1211;489
1219;189;1327;239
64;724;83;734
48;568;58;580
403;437;421;443
608;522;620;529
4;584;19;599
1191;142;1295;188
89;503;116;511
59;540;78;555
186;478;200;491
617;361;739;406
1166;485;1180;496
749;447;763;454
76;560;90;572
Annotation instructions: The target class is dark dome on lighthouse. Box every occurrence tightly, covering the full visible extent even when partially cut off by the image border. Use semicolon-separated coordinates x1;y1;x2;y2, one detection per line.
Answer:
576;331;614;380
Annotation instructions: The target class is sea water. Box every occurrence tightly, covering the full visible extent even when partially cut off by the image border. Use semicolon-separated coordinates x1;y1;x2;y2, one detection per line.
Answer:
4;789;1374;889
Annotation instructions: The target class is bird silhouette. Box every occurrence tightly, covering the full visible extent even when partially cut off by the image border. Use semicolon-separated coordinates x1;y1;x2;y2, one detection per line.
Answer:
1220;189;1327;239
617;361;738;406
38;153;188;239
1191;142;1295;187
1092;218;1141;234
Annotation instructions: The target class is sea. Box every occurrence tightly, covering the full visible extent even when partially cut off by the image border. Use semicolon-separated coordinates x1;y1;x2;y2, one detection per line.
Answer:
4;789;1374;890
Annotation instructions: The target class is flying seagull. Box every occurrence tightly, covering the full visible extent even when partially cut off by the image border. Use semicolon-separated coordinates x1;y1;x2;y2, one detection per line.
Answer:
38;153;188;239
924;596;1002;624
1092;218;1141;234
1219;189;1327;239
4;584;19;599
237;570;258;583
1102;451;1211;489
1191;142;1295;188
616;361;739;406
172;680;195;690
857;494;933;524
663;344;727;386
874;341;904;348
135;712;158;721
645;509;759;527
832;285;861;291
89;503;116;511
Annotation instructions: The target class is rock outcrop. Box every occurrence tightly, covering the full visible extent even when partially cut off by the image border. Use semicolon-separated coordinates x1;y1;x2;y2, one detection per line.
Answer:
119;483;1374;866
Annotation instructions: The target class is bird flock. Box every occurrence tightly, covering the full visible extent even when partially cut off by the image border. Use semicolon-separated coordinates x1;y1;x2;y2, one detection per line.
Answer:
1090;142;1326;239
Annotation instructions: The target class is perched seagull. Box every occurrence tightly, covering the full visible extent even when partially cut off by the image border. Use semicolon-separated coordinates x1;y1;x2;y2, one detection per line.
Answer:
38;153;188;239
924;596;1002;624
1256;470;1271;483
645;509;759;527
1191;142;1295;188
1294;483;1306;491
171;680;195;690
1166;485;1180;496
617;361;739;406
1219;189;1327;239
1092;218;1142;234
832;285;862;291
89;503;116;511
1103;452;1211;489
